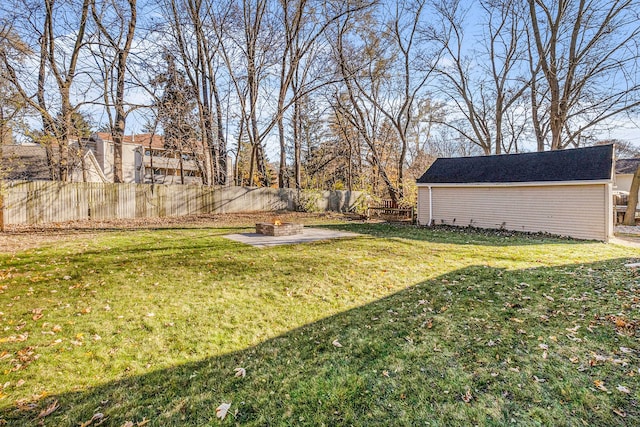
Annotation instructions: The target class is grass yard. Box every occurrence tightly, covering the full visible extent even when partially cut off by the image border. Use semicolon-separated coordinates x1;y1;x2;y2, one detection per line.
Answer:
1;215;640;426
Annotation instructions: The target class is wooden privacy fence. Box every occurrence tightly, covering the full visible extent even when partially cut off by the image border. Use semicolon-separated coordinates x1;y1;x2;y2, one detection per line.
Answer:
0;181;363;226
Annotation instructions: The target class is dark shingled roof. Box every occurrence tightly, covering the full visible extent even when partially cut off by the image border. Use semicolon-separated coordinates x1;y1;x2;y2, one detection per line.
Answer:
616;158;640;174
417;145;614;184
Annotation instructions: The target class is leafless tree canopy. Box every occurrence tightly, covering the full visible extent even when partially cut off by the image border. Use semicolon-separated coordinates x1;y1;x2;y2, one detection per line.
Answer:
0;0;638;199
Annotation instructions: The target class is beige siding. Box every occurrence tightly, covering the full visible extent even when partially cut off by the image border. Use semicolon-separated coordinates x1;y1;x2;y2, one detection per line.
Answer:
417;184;611;241
417;186;431;225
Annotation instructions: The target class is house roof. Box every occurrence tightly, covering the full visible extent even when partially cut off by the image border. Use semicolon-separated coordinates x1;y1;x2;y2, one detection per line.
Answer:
417;145;614;184
1;143;108;182
93;132;166;149
1;144;52;180
616;158;640;174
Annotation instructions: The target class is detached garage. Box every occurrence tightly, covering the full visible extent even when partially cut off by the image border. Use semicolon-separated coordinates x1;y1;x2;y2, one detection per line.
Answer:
416;144;615;241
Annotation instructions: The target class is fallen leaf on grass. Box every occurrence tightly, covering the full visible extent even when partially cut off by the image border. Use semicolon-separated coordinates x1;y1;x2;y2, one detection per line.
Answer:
594;380;608;392
332;340;342;348
533;375;546;383
37;400;59;418
216;402;231;420
121;419;150;427
613;408;627;418
234;367;246;378
79;412;106;426
0;334;28;343
616;385;631;394
462;389;472;403
32;308;44;321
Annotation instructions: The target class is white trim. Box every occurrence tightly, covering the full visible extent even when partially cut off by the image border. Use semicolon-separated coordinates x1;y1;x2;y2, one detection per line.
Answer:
604;182;613;242
428;186;433;226
416;180;612;188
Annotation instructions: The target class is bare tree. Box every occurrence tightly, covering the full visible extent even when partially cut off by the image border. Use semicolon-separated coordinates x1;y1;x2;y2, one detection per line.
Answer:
1;0;92;181
159;0;231;185
0;23;29;148
332;0;440;202
274;0;371;189
528;0;640;150
433;0;530;155
90;0;137;183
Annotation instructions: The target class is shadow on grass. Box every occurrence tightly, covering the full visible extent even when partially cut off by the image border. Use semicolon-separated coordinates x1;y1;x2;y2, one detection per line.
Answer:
1;259;638;426
319;222;596;247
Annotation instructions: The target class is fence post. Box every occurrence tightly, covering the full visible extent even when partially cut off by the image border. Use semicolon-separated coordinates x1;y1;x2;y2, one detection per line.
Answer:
0;187;4;232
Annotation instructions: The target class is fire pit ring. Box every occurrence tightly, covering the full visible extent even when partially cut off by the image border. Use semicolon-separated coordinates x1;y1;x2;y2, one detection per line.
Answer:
256;222;304;237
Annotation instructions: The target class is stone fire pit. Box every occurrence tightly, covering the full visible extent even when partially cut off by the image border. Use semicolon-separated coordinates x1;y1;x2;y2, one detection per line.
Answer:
256;222;304;237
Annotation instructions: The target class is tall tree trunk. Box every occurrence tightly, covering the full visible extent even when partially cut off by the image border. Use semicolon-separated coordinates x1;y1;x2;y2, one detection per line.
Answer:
624;166;640;225
277;118;287;188
293;94;301;189
212;81;227;185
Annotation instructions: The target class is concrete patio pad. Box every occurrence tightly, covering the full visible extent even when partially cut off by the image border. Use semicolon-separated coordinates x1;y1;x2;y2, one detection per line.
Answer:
223;227;360;248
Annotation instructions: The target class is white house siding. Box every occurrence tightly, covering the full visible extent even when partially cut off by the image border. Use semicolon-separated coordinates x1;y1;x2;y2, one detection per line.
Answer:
614;173;640;209
614;174;633;192
417;183;612;241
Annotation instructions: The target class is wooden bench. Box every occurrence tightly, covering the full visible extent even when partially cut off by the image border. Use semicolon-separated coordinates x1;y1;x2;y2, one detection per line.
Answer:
615;205;640;224
367;199;414;222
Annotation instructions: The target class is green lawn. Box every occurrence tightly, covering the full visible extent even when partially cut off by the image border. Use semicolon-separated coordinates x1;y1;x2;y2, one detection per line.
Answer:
1;220;639;426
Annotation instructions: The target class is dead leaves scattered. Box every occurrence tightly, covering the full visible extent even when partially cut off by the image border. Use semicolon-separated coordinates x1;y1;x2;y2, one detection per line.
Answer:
234;367;246;378
36;399;59;419
10;346;39;372
608;315;638;336
0;333;29;344
120;419;149;427
79;412;106;426
331;340;342;348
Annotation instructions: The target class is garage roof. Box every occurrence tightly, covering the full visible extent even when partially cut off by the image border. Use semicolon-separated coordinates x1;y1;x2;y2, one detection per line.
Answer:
417;144;614;184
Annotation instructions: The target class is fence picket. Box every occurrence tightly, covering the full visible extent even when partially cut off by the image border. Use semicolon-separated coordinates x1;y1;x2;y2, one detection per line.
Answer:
1;181;363;226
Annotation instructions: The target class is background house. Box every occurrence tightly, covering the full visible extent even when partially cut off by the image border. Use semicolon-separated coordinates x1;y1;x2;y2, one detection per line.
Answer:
614;158;640;205
89;133;207;185
1;134;210;185
1;143;108;182
416;145;614;241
